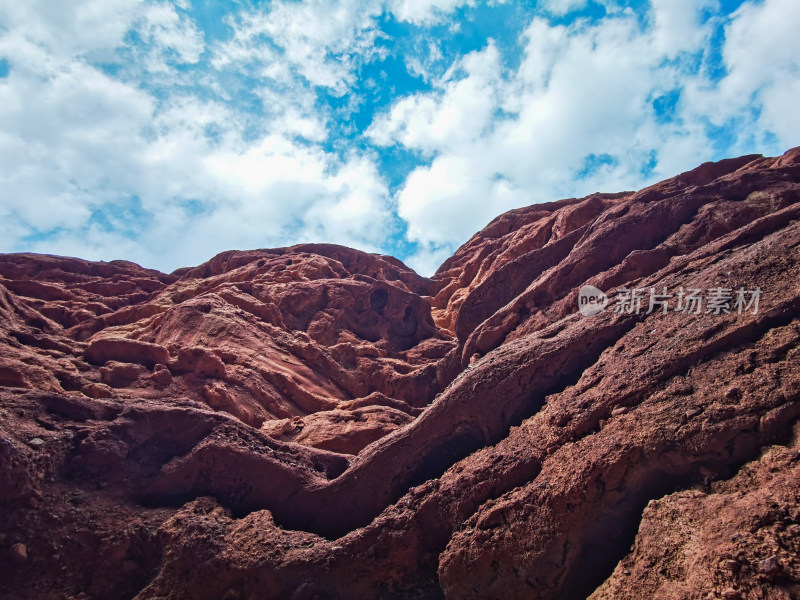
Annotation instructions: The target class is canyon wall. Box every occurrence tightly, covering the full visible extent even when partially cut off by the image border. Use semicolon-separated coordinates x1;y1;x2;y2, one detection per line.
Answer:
1;148;799;599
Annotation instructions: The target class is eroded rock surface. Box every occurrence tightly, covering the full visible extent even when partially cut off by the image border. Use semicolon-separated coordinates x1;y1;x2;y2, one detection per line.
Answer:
1;148;799;599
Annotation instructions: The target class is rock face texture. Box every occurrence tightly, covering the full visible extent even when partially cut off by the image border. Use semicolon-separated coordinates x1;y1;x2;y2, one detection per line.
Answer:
1;148;799;599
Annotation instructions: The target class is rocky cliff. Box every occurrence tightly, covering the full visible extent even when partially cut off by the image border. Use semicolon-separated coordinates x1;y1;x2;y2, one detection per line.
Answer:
1;147;799;599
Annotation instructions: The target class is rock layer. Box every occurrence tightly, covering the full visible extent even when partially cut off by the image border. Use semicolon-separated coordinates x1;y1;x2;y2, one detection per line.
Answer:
1;148;799;599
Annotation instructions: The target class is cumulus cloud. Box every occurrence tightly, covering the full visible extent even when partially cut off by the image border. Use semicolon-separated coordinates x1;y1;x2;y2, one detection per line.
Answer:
373;0;800;273
0;0;393;272
714;0;800;148
390;0;474;25
368;42;501;154
0;0;142;59
0;0;797;277
134;2;205;72
377;12;675;269
213;0;385;93
538;0;588;17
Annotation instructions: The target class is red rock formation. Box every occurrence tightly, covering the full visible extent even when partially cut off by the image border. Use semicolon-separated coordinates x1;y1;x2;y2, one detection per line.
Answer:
1;148;799;599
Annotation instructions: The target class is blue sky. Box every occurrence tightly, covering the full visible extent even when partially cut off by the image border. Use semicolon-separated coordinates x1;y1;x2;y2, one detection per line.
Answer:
0;0;798;275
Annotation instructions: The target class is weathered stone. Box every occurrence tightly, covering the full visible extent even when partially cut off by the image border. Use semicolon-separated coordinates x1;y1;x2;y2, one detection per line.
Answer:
0;147;799;600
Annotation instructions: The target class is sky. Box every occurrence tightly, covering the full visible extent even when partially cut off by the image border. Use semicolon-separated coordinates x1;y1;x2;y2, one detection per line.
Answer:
0;0;798;276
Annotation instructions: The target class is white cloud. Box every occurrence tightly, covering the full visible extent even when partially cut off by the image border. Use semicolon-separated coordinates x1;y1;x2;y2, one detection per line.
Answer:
0;0;143;60
0;56;155;232
1;0;798;279
390;0;474;25
372;0;800;274
717;0;800;148
383;14;667;263
722;0;800;89
0;0;394;273
672;0;800;158
12;100;392;271
538;0;588;17
213;0;384;93
254;87;328;142
398;152;525;248
757;79;800;145
649;0;716;57
504;14;683;181
405;244;453;277
134;2;205;72
403;41;444;82
368;42;501;153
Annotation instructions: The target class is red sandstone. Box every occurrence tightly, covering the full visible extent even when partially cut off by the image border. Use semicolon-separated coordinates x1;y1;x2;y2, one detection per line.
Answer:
0;148;799;599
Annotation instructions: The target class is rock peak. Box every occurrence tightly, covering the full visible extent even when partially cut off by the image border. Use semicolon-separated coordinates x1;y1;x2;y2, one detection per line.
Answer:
1;146;799;599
